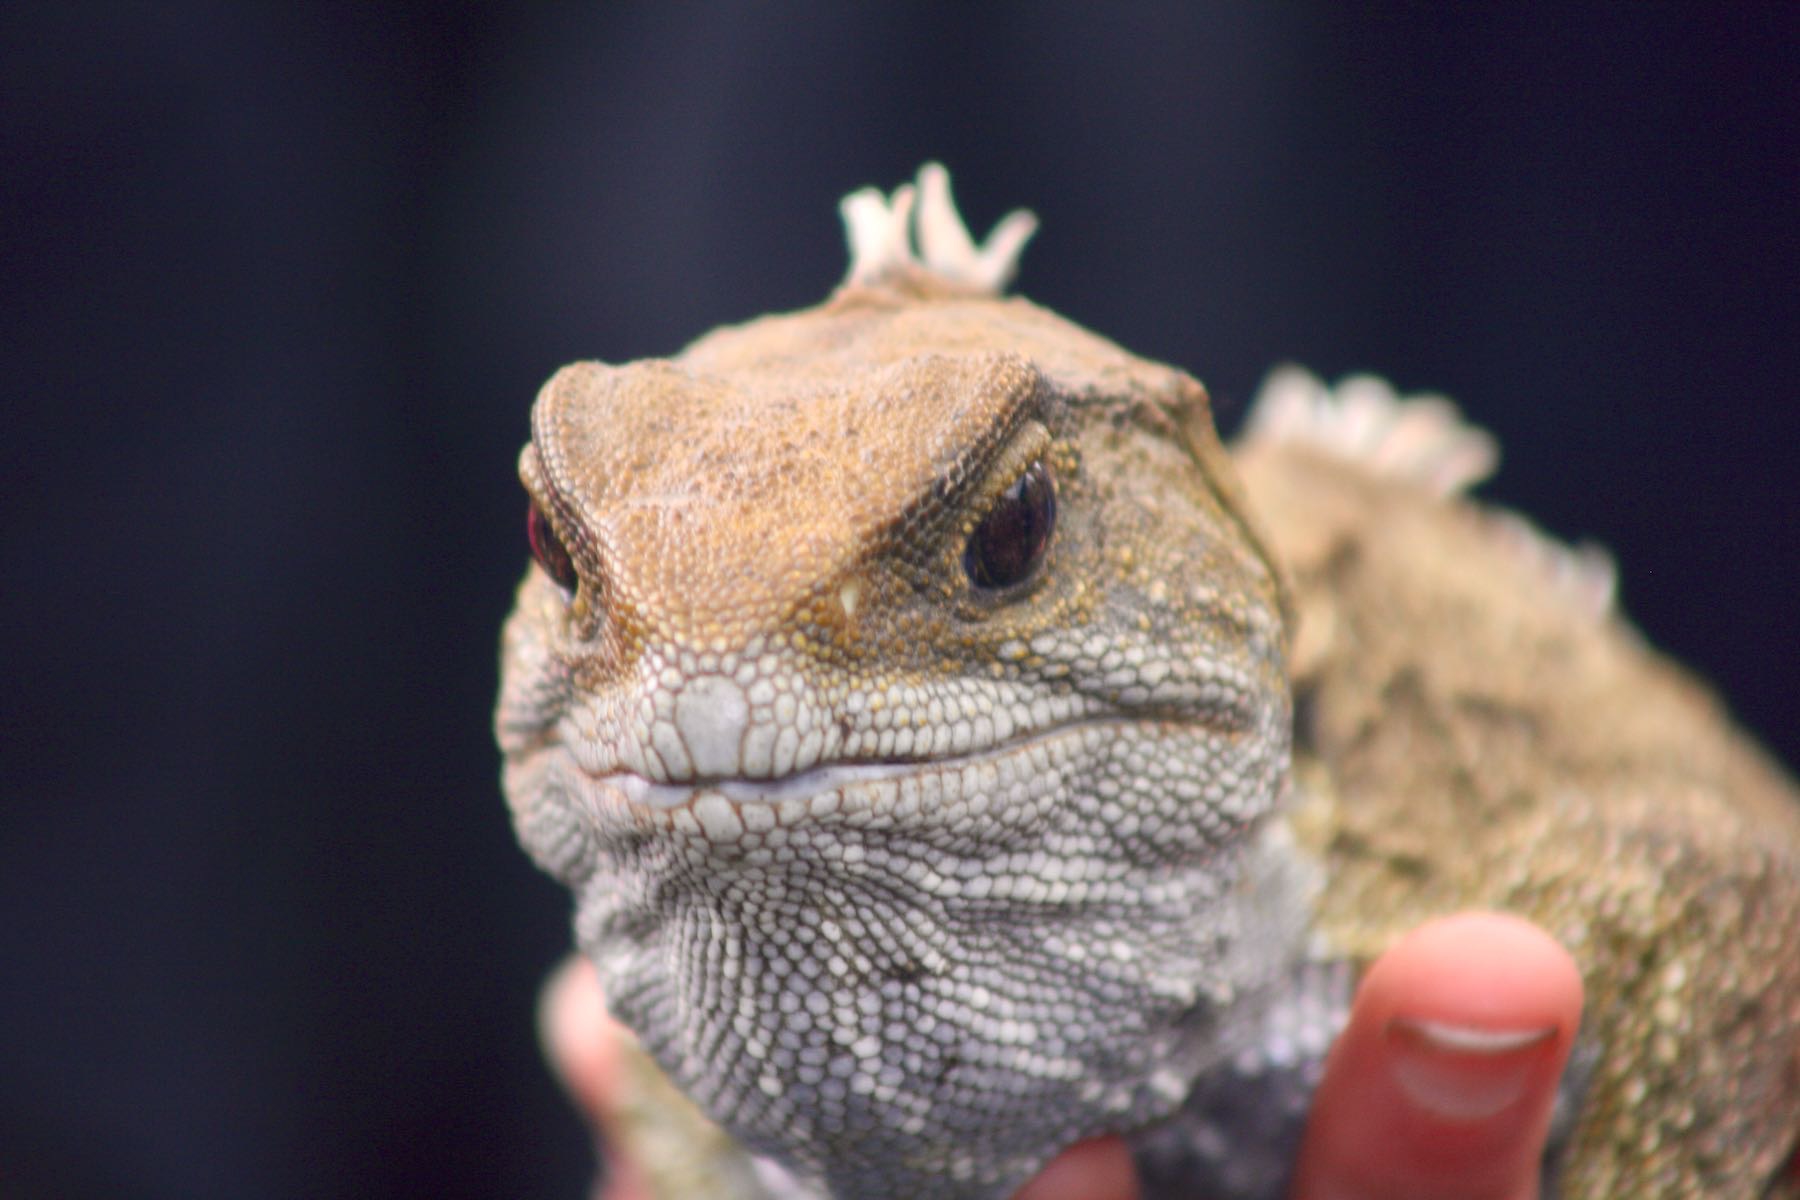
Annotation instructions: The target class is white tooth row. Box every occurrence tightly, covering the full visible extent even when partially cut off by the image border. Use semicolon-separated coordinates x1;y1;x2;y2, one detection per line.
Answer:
604;759;924;812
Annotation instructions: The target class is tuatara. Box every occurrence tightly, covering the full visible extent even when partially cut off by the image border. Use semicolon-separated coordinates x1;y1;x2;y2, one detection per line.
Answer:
497;165;1800;1198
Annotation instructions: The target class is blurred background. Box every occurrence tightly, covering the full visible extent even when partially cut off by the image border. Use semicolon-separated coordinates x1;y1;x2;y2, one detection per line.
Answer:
4;5;1796;1197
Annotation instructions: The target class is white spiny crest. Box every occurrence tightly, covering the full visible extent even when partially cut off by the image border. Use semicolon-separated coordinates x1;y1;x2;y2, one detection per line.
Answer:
1243;366;1499;498
1244;367;1616;618
840;163;1039;294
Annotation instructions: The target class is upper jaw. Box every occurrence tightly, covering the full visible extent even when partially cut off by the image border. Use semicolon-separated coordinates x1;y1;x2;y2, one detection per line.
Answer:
576;712;1158;815
557;654;1116;803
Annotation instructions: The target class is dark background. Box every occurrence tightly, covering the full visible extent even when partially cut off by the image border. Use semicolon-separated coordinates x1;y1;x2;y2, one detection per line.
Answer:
4;5;1796;1198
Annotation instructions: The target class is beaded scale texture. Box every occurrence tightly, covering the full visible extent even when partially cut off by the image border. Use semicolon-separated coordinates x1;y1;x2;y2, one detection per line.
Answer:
498;166;1800;1198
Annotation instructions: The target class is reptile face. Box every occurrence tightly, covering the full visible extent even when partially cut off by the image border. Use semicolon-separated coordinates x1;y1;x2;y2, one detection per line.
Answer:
497;219;1302;1194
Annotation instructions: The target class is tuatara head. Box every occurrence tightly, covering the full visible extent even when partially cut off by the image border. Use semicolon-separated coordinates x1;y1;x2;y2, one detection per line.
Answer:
497;165;1303;1198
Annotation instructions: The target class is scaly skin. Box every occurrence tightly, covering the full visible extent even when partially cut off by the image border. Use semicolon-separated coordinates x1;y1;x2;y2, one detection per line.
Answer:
1237;424;1800;1197
497;167;1800;1198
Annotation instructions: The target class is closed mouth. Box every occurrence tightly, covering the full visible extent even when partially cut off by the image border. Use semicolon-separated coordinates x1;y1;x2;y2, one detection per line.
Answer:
586;717;1145;810
599;758;930;809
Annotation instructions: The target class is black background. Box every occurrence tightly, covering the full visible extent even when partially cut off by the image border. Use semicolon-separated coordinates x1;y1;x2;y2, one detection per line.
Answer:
4;6;1796;1198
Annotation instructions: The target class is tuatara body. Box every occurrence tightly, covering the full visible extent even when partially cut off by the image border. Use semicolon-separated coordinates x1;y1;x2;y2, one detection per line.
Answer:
497;166;1800;1198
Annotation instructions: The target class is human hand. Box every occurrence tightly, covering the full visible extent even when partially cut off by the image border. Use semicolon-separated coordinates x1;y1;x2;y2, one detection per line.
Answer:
1015;911;1585;1200
543;911;1585;1200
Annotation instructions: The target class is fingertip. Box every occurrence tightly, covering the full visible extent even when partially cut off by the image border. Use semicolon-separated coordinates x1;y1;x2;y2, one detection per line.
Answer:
1010;1137;1139;1200
1294;912;1583;1200
539;955;620;1120
1364;912;1583;1037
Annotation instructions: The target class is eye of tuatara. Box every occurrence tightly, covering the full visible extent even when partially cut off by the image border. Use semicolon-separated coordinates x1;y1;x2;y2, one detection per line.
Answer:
963;459;1056;590
527;503;578;593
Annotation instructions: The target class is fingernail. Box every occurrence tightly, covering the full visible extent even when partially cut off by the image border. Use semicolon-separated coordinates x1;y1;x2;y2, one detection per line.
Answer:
1384;1017;1559;1122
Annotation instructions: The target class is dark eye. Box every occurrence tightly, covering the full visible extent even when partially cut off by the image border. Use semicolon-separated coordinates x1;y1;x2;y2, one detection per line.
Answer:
527;503;578;592
964;459;1056;590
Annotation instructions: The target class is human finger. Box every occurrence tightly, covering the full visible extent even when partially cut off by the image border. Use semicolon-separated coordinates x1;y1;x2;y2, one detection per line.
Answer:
1011;1135;1138;1200
1290;911;1584;1200
539;956;653;1200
